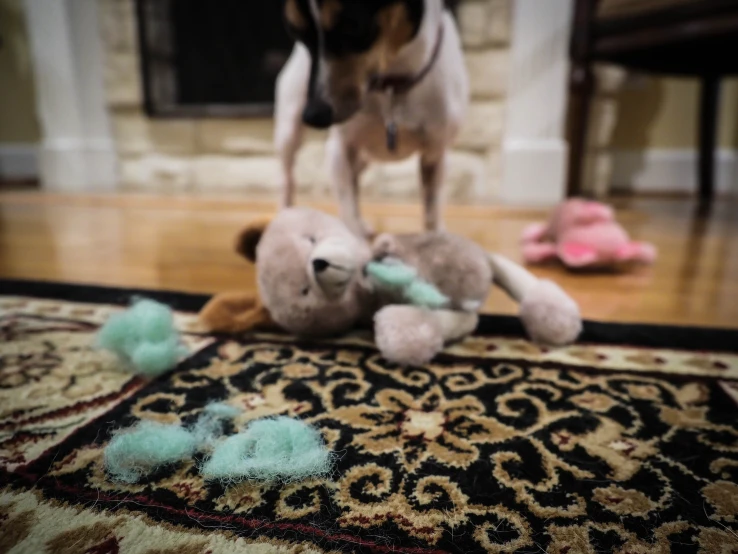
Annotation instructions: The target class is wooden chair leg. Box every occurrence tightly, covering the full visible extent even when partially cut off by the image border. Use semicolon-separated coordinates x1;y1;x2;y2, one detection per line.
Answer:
566;63;595;197
698;75;721;203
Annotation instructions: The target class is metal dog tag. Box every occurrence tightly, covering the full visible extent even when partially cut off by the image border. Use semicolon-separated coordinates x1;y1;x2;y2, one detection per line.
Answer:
383;87;399;153
386;121;398;153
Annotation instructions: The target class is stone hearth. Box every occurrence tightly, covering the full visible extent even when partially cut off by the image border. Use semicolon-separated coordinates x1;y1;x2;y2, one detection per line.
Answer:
99;0;511;201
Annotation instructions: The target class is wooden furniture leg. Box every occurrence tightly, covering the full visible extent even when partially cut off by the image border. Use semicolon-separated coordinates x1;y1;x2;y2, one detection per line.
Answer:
566;63;595;197
698;75;721;203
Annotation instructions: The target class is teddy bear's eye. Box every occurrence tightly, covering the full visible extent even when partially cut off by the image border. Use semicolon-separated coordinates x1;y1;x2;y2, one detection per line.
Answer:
305;235;316;244
301;286;310;296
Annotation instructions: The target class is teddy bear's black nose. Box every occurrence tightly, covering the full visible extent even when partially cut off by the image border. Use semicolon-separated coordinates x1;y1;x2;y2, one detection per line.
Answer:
312;259;330;273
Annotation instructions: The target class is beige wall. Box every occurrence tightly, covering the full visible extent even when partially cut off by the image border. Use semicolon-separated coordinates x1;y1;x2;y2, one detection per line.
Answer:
0;0;39;143
611;76;738;150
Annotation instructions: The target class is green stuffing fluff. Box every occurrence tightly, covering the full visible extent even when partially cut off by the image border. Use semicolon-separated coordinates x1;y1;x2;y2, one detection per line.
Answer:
104;408;331;485
190;402;241;448
201;416;332;484
405;280;450;308
366;259;449;309
365;260;417;287
203;402;242;418
96;298;188;377
104;401;241;483
104;421;197;483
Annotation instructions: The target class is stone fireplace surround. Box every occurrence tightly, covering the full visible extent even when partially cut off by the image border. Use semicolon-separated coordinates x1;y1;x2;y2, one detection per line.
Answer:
23;0;574;205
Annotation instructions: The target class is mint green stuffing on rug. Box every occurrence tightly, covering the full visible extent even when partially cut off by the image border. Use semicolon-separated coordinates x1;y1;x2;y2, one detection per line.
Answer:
104;421;197;483
201;416;332;484
104;401;242;483
366;259;449;309
96;298;188;377
203;402;242;418
190;402;241;449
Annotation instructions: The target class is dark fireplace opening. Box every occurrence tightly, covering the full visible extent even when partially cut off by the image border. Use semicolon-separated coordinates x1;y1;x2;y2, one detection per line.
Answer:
135;0;460;119
136;0;294;117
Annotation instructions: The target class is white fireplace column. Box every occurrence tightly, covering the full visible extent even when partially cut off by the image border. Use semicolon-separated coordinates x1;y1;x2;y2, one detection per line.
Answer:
499;0;574;205
23;0;116;191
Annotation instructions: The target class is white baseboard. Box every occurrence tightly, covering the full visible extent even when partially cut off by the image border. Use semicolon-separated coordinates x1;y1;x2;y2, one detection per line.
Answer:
40;138;117;192
499;139;567;205
611;149;738;194
0;143;39;179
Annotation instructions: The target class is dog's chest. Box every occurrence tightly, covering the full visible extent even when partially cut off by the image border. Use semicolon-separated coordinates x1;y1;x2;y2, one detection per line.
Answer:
358;121;428;161
343;96;434;161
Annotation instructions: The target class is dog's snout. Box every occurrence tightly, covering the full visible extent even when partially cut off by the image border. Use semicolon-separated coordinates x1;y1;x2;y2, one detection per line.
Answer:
302;100;333;129
312;259;330;273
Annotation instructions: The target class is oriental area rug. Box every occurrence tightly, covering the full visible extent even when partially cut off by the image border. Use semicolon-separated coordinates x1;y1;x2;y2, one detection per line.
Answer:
1;279;737;554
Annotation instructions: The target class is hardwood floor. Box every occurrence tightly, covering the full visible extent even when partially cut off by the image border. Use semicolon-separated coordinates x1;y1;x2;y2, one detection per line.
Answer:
1;191;737;328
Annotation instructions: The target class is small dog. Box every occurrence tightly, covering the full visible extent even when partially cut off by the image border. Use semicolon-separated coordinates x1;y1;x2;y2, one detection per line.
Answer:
275;0;469;237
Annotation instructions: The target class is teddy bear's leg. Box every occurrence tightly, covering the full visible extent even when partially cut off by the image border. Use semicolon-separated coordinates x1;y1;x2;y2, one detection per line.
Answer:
557;242;599;267
374;306;478;366
615;242;657;264
489;254;582;345
199;293;276;333
522;242;558;264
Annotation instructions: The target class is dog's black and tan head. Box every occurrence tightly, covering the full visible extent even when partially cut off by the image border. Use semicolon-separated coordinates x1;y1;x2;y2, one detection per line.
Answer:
284;0;424;128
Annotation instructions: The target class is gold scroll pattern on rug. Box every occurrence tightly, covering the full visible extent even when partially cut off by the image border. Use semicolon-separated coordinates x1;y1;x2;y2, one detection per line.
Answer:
0;297;212;471
35;338;738;553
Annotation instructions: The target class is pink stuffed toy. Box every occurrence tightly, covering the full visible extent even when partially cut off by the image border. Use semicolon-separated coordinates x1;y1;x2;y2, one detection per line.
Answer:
521;198;657;268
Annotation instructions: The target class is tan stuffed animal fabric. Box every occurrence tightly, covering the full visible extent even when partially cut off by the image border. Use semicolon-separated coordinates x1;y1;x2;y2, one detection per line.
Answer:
200;207;582;366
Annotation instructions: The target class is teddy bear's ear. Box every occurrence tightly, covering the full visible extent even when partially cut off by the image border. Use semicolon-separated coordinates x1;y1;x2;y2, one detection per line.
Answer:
234;218;271;262
199;292;279;333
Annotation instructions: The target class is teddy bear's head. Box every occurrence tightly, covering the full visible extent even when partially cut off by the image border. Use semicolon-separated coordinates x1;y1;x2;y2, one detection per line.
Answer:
234;207;373;336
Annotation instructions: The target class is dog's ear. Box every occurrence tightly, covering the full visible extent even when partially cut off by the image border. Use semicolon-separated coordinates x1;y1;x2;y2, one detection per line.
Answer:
199;292;279;334
235;218;271;262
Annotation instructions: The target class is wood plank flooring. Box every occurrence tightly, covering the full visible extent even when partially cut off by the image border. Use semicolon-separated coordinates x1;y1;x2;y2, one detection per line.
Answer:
1;192;736;328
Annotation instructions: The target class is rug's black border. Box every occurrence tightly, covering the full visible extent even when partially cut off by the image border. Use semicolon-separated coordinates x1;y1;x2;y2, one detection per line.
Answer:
2;278;737;353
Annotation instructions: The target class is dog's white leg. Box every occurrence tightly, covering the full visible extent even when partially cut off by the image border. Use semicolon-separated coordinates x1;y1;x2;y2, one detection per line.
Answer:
420;149;446;232
276;122;303;209
274;45;309;208
326;131;373;238
276;123;303;209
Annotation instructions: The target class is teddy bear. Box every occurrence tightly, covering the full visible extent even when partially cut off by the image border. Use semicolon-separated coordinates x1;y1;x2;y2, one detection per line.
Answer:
200;207;582;366
521;198;657;269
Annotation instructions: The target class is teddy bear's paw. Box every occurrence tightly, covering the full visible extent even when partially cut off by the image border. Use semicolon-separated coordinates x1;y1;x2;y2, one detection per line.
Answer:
374;305;443;367
519;280;582;346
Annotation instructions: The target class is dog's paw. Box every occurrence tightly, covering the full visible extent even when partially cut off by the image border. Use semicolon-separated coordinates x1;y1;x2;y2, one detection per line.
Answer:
347;219;375;240
423;218;445;233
